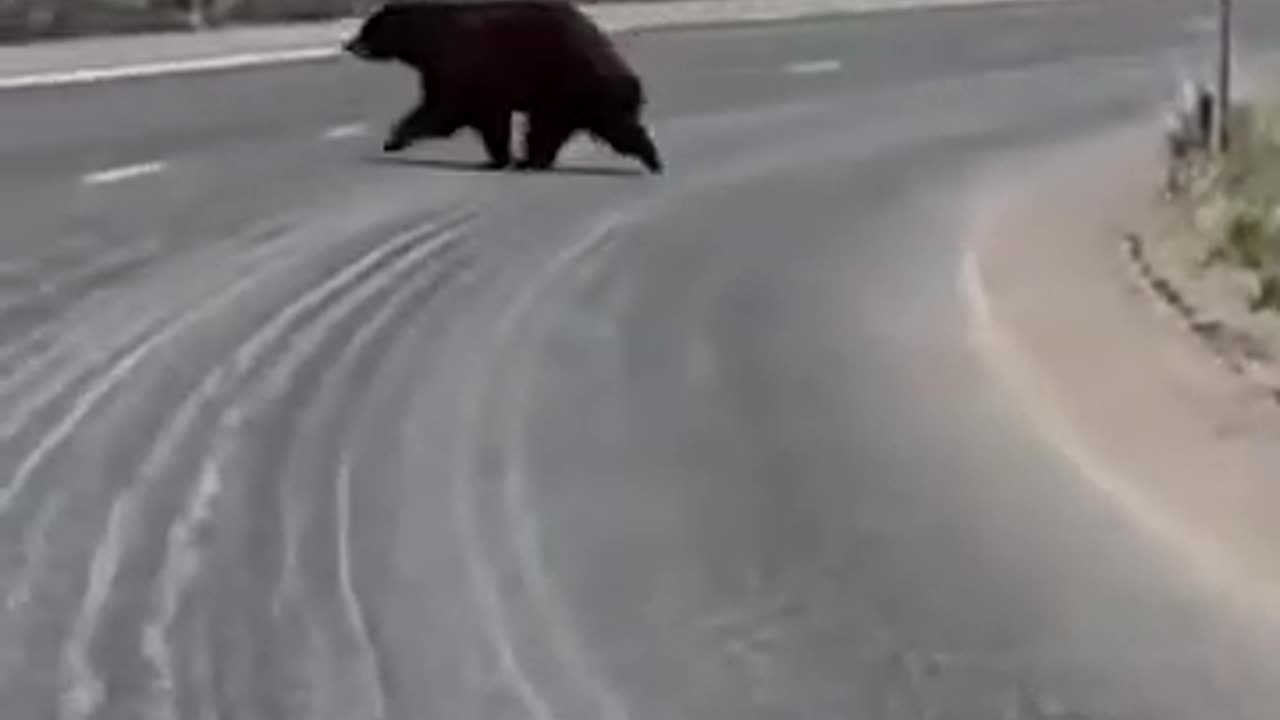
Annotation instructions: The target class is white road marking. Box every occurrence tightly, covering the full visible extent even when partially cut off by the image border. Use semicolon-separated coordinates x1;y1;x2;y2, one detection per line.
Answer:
82;161;168;186
0;47;339;91
1184;15;1217;34
0;0;1075;93
324;123;368;139
784;59;842;75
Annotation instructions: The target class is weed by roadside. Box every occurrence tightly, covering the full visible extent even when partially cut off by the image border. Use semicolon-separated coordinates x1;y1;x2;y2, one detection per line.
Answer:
1138;97;1280;391
1174;100;1280;314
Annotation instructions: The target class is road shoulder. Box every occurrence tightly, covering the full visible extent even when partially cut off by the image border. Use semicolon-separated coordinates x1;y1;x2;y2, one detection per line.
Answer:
964;121;1280;617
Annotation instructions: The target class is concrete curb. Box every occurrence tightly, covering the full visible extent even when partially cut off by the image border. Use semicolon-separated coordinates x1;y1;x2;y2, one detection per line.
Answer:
0;0;1072;91
963;122;1280;623
961;242;1253;617
1122;228;1280;401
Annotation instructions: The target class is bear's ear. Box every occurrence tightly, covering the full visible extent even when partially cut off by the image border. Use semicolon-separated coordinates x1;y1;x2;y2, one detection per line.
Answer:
358;1;396;20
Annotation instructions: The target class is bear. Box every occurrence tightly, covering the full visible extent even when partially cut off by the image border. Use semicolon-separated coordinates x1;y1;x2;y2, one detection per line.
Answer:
344;0;664;174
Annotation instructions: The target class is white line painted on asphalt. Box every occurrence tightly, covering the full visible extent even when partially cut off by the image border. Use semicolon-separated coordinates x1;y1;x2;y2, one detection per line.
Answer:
0;0;1077;92
784;59;842;75
1184;15;1216;34
82;161;168;186
0;47;340;91
0;0;1080;93
324;123;368;139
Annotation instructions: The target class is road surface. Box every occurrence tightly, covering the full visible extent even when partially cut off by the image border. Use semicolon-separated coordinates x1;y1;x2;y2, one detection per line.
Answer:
4;1;1280;718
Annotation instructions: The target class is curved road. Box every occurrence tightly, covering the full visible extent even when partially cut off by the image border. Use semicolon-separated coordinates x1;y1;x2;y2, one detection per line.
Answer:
4;1;1280;718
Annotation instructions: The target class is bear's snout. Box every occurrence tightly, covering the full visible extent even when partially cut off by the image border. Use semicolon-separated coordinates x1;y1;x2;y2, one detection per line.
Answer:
344;38;372;59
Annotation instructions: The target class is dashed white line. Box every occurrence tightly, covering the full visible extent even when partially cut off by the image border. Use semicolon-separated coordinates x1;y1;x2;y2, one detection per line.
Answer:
784;59;842;75
82;161;168;186
1184;15;1217;34
324;123;368;140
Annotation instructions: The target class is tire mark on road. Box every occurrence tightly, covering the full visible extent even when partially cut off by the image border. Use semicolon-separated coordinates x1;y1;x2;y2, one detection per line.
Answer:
127;208;474;720
451;209;640;720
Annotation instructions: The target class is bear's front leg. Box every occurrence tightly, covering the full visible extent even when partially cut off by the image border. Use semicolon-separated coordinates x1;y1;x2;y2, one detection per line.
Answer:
384;104;429;152
384;103;463;153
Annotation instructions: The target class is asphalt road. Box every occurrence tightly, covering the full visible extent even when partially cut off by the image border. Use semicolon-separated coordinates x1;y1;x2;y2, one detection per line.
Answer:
5;1;1280;718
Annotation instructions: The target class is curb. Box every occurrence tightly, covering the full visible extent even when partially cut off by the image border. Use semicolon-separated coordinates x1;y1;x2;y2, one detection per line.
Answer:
0;0;1072;92
1121;228;1280;403
961;244;1261;622
961;126;1280;623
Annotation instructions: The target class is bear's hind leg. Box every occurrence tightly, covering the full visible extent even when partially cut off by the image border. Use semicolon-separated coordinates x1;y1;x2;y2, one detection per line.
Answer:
473;112;513;169
517;112;576;171
591;120;663;174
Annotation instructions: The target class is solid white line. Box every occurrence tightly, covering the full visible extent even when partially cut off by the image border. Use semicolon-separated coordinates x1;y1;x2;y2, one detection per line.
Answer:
82;161;168;186
324;123;367;139
0;46;339;91
785;59;842;75
0;0;1076;92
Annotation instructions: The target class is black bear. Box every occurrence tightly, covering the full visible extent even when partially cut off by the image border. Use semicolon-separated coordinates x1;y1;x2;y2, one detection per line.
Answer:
344;0;663;173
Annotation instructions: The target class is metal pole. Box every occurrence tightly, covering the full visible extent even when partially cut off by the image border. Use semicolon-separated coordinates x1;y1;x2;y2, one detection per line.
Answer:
1216;0;1233;153
181;0;209;30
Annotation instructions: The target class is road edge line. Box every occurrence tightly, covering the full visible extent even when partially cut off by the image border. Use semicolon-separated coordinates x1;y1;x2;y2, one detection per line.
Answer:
0;46;340;90
0;0;1069;92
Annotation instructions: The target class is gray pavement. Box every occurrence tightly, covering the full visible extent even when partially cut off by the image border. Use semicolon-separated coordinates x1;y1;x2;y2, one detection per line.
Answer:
4;1;1280;718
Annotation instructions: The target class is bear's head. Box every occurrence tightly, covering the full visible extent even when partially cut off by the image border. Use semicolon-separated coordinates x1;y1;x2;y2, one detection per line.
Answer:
344;3;415;63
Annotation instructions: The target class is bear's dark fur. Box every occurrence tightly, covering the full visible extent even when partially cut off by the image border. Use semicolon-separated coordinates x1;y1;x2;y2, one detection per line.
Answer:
344;0;663;173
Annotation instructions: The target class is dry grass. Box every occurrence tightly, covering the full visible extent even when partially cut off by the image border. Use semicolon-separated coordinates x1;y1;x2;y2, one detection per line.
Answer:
1184;101;1280;313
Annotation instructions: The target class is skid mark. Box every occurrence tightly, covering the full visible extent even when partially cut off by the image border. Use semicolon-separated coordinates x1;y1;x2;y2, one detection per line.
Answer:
450;210;639;720
82;162;168;186
130;211;472;718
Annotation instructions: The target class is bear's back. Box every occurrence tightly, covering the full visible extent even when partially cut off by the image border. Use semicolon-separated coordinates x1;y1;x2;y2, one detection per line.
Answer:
375;0;643;114
412;0;633;80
